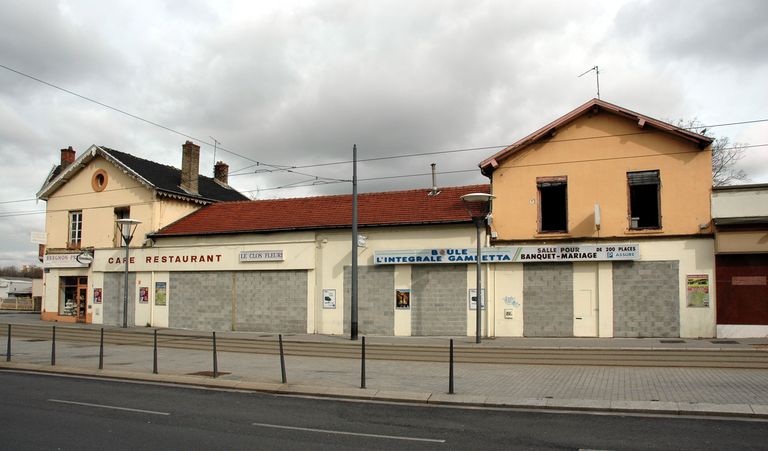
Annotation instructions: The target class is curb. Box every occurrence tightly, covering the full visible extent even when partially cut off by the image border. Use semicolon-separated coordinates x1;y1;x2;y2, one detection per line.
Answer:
2;361;767;419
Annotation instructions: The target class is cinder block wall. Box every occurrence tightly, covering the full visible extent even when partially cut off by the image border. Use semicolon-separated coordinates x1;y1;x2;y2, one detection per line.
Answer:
103;272;136;326
523;262;573;337
344;266;395;335
236;270;307;333
169;272;232;331
411;265;466;336
613;261;680;337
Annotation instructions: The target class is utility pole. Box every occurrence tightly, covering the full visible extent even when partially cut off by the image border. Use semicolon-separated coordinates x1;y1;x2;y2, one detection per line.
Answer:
351;144;359;340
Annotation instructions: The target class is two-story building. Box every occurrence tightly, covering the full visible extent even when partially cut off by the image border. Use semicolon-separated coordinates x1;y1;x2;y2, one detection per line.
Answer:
480;99;715;338
37;141;247;324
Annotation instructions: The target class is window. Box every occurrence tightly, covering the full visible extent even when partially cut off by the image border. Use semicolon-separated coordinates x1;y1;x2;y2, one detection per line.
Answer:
68;211;82;248
628;170;661;229
114;207;130;246
538;176;568;233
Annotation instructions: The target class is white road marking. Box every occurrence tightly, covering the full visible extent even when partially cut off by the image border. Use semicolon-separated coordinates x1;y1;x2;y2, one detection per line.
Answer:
252;422;446;443
48;399;170;416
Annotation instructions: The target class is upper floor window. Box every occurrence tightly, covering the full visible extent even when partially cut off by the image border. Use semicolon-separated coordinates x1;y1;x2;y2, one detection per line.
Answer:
628;170;661;229
537;176;568;233
114;206;130;247
68;211;82;248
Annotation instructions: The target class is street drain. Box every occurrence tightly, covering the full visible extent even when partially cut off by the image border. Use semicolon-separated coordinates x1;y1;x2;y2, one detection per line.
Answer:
24;339;46;342
659;339;685;343
187;371;231;377
711;340;739;344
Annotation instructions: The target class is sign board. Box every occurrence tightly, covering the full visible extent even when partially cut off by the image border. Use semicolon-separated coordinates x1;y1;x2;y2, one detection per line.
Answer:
395;289;411;309
44;253;91;268
468;288;486;310
239;250;284;262
322;289;336;309
686;274;710;307
374;244;639;265
30;231;47;244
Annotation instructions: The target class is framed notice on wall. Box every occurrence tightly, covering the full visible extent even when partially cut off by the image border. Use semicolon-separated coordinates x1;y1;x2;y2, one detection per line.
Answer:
686;274;710;307
395;289;411;309
155;282;167;306
468;288;486;310
139;287;149;304
322;289;336;309
93;288;102;304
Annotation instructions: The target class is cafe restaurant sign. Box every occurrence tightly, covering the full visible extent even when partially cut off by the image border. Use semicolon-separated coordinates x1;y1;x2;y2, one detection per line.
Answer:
374;244;639;265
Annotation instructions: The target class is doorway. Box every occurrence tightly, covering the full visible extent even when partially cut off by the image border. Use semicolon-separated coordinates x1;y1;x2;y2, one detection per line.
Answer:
60;276;88;322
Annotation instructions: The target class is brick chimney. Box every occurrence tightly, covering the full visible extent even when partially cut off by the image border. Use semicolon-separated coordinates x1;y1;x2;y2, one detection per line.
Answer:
214;161;229;185
60;146;76;168
180;141;200;194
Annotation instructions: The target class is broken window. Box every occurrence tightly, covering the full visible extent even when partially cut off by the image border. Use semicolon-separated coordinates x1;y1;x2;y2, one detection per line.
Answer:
538;176;568;233
628;170;661;229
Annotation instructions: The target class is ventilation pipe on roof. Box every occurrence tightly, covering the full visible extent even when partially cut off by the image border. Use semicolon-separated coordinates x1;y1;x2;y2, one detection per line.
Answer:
428;163;441;196
180;141;200;194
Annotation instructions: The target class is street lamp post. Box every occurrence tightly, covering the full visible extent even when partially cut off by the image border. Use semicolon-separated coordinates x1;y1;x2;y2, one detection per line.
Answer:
460;193;495;344
115;218;141;328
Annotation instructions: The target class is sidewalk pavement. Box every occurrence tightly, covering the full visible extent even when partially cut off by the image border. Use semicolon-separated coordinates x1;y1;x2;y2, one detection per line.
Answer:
2;313;768;419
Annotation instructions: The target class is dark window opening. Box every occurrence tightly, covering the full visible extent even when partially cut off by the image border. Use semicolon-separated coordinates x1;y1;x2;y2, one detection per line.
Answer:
628;171;661;229
114;206;130;246
538;178;568;232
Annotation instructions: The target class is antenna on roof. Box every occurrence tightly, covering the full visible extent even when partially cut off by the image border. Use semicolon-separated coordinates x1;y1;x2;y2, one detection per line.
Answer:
210;136;221;171
578;65;600;99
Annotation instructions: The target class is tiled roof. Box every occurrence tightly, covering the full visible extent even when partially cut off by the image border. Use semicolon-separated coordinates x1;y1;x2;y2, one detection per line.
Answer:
100;147;248;202
153;184;491;237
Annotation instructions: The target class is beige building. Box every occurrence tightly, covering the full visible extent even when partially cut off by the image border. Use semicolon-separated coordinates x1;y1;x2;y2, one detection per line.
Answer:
37;141;246;324
480;99;716;338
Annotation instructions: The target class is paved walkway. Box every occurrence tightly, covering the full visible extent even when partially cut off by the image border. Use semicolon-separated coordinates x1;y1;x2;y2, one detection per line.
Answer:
2;313;768;418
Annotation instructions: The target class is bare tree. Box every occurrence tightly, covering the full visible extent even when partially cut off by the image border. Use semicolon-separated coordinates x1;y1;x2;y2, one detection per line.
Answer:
676;119;750;186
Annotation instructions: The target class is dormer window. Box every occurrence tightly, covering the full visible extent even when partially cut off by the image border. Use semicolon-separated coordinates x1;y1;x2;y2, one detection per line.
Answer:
68;211;82;248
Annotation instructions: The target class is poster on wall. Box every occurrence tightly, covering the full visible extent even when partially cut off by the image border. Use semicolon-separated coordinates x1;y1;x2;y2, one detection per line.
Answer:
395;289;411;309
155;282;167;306
322;289;336;309
686;274;710;307
468;288;486;310
93;288;102;304
139;287;149;304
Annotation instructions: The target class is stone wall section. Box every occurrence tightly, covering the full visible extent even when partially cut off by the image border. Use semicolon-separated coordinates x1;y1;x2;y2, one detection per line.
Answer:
613;261;680;337
523;262;574;337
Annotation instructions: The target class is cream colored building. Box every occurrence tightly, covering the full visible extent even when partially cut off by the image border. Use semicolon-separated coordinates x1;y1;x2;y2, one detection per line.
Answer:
480;99;716;338
36;142;246;324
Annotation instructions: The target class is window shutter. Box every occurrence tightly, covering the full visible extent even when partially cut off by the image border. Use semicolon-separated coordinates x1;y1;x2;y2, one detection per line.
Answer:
627;171;660;185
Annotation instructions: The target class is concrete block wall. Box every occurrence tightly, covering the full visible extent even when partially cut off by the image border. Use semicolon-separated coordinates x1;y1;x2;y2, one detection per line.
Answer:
411;265;466;336
523;262;574;337
344;265;395;335
613;261;680;337
236;270;307;333
169;272;232;331
103;272;135;326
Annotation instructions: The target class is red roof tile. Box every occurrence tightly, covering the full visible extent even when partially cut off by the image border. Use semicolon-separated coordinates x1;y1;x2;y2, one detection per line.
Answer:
153;184;491;237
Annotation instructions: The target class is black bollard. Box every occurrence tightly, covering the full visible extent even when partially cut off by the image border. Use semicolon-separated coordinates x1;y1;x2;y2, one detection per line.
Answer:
153;329;158;374
212;331;218;378
6;324;11;362
448;339;454;395
98;328;104;370
278;334;287;384
51;326;56;366
360;336;366;389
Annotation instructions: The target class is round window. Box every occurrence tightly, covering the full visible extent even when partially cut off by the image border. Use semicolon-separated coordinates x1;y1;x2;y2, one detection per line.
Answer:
91;169;109;192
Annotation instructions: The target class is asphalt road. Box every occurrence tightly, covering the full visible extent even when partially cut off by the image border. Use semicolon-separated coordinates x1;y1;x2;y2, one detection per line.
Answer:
1;371;766;450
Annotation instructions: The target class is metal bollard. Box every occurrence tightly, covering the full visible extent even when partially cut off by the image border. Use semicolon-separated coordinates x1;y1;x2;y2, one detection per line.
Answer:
360;336;366;389
153;329;158;374
212;331;218;378
98;328;104;370
448;339;454;395
278;334;287;384
51;326;56;366
6;324;11;362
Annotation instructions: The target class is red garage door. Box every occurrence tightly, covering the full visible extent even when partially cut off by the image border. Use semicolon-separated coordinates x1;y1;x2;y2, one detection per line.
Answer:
716;254;768;325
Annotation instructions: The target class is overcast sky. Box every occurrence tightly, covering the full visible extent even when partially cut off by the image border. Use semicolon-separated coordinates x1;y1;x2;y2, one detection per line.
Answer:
1;0;767;267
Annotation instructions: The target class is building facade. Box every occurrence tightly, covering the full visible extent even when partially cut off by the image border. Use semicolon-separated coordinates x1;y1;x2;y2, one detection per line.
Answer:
37;141;246;324
712;184;768;338
480;99;715;338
